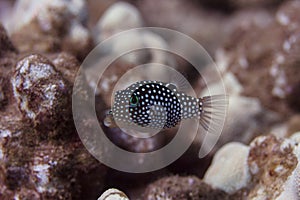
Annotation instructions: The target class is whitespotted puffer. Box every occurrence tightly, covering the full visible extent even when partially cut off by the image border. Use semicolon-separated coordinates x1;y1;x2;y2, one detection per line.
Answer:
104;80;227;132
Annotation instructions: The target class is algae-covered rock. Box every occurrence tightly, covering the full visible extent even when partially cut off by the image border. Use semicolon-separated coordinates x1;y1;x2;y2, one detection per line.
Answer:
12;54;70;132
143;175;228;200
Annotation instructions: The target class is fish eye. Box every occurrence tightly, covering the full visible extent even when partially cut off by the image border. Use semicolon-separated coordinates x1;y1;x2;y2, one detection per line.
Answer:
130;94;139;106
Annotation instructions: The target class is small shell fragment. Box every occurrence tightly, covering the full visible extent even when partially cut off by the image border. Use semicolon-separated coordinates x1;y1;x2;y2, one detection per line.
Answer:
98;188;129;200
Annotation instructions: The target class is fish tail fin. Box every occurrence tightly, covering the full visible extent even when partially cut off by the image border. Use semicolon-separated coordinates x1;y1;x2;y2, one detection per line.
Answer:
198;94;228;134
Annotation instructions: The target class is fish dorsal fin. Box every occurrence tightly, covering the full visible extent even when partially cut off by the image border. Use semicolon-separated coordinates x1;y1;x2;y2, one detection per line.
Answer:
166;71;191;93
165;83;178;92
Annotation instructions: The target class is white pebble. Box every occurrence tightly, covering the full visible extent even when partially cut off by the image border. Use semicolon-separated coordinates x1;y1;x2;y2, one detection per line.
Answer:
98;188;129;200
204;142;250;194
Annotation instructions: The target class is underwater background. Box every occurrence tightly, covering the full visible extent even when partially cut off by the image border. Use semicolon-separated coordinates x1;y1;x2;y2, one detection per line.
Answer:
0;0;300;199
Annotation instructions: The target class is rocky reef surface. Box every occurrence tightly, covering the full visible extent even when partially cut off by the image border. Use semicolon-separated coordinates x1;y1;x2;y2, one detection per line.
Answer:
0;0;300;199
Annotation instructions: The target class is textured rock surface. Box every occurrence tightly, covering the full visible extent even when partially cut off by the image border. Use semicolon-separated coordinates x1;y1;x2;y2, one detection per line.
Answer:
143;175;228;200
102;125;166;153
93;2;173;68
221;0;300;117
287;115;300;136
0;49;107;199
201;134;300;199
0;122;107;199
276;132;300;199
0;24;16;57
136;0;226;54
248;135;298;199
229;0;284;8
0;23;18;111
12;54;71;133
94;1;143;42
8;0;92;60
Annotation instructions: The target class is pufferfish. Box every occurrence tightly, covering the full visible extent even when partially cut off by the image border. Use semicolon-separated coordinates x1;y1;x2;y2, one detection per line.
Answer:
104;80;227;133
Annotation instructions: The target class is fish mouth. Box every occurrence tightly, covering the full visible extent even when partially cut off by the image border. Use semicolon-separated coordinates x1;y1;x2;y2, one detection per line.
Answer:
103;111;118;128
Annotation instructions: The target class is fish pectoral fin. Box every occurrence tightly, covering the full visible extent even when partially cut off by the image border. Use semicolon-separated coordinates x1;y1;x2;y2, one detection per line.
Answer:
165;83;178;92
